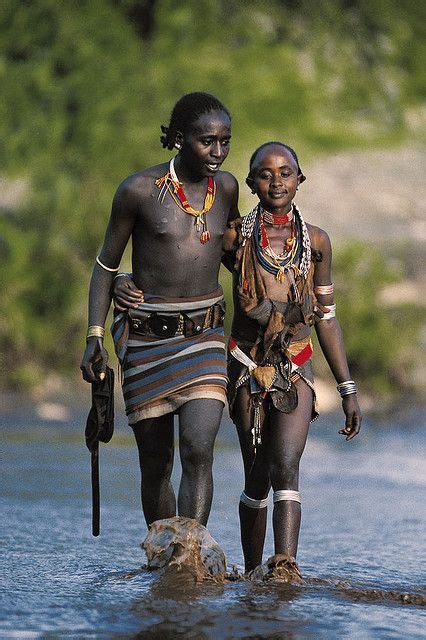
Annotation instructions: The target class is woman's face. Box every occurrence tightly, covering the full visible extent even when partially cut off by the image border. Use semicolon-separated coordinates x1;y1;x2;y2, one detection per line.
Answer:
178;109;231;179
249;144;301;213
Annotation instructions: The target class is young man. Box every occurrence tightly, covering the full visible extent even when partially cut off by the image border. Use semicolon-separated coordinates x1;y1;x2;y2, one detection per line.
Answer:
80;93;239;526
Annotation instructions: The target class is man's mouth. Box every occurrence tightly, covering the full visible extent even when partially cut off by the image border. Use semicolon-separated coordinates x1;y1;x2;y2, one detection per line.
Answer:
205;163;221;172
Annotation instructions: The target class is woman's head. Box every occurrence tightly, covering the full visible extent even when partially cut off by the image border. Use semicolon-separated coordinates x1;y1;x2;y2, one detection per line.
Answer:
161;92;232;178
246;141;305;212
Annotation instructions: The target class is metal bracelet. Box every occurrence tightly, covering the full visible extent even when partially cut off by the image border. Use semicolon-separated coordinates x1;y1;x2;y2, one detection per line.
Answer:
86;325;105;340
96;255;120;272
337;380;357;397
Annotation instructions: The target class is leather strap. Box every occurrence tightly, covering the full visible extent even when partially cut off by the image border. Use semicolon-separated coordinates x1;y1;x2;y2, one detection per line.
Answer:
91;443;100;536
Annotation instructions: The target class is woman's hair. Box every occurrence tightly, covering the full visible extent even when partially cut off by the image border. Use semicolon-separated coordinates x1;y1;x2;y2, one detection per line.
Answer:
160;92;231;150
248;141;306;182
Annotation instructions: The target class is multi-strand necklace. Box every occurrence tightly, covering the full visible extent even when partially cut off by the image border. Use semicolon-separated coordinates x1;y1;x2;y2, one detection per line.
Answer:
242;203;311;281
155;158;216;244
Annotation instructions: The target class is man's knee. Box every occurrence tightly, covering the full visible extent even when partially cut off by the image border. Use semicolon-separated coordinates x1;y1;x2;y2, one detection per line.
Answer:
180;437;214;473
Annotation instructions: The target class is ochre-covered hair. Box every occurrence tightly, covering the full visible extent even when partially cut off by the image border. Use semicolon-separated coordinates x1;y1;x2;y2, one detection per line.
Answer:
160;92;231;150
248;141;306;183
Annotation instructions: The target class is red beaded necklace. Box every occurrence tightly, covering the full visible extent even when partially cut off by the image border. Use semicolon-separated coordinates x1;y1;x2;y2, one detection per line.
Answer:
155;158;216;244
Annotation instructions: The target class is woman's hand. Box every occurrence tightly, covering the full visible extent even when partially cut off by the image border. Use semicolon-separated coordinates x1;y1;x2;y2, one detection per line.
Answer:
113;275;144;311
80;337;109;383
338;394;362;441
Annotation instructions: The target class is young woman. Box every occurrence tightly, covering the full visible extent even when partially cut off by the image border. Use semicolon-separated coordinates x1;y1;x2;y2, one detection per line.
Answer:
81;92;239;527
223;141;361;573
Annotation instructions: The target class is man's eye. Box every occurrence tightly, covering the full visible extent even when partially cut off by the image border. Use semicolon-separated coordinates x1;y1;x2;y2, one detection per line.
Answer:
281;172;293;178
222;139;230;146
202;139;212;146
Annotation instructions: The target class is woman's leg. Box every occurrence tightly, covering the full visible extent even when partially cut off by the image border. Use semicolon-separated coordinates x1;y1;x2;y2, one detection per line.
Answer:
268;380;313;558
233;386;271;572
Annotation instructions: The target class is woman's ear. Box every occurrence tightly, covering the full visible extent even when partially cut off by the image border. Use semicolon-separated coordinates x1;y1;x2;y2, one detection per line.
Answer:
246;175;256;194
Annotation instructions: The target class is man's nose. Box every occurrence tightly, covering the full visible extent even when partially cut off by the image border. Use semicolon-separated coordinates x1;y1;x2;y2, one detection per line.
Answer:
210;141;222;158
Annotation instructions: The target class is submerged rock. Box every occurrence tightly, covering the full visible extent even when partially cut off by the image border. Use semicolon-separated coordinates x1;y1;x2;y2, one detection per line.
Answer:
248;554;303;583
141;516;227;582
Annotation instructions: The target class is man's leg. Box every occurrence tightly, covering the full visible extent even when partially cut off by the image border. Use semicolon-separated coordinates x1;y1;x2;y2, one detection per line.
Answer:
268;380;313;558
132;413;176;526
233;386;270;572
177;398;224;525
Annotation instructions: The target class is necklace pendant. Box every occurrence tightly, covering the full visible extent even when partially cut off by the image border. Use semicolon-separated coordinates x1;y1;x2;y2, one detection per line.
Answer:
196;217;202;232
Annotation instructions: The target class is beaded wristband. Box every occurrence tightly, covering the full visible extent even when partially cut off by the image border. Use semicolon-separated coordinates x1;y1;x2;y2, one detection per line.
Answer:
86;325;105;340
337;380;357;397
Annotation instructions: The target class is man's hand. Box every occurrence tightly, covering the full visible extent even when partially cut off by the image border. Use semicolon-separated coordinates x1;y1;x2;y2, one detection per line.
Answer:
113;275;144;311
80;337;109;383
338;394;362;441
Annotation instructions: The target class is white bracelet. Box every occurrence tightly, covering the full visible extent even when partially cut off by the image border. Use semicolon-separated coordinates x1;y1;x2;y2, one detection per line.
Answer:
96;255;120;272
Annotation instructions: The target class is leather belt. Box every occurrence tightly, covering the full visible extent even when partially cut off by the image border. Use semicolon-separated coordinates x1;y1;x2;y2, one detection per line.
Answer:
128;301;225;339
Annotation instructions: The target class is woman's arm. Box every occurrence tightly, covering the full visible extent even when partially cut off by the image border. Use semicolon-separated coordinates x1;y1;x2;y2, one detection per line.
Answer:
312;227;361;440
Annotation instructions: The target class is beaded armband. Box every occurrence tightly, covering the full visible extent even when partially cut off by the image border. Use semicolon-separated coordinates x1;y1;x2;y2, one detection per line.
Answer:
314;283;334;295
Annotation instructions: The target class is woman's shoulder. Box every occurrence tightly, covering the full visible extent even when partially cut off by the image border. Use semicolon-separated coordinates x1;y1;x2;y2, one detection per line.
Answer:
306;222;331;251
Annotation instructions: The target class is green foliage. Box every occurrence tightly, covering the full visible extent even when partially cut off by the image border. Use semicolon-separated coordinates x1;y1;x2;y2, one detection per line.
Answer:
332;243;423;395
0;0;424;391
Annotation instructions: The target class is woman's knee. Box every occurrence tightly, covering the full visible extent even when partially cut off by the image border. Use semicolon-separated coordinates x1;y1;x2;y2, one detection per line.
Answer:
269;452;301;489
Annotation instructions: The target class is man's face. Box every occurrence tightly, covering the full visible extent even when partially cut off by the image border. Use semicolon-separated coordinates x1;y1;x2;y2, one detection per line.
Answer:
250;145;301;212
179;110;231;178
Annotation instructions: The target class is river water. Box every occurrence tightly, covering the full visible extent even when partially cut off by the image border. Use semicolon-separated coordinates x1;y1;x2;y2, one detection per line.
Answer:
1;398;425;639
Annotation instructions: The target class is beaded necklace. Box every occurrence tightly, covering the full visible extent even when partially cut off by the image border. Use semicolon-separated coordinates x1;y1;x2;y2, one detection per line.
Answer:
155;158;216;244
242;203;311;281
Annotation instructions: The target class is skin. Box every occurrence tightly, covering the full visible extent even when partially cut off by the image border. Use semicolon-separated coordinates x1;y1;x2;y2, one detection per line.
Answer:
233;144;361;571
81;108;239;526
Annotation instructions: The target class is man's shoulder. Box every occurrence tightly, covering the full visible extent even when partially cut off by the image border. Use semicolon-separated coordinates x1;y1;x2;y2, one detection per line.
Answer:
116;162;169;199
216;170;238;194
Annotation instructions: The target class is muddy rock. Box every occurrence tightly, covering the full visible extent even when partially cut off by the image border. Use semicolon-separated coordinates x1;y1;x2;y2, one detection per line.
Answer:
141;516;227;582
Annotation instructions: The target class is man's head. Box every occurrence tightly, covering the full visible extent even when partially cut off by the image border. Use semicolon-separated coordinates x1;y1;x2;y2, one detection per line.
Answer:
161;92;232;178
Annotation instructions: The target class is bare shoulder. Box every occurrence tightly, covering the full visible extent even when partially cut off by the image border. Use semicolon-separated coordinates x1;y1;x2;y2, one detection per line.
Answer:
217;170;239;196
307;223;332;253
116;162;168;203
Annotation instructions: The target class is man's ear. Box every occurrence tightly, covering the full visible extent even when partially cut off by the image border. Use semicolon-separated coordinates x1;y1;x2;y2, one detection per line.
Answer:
246;175;256;194
175;131;184;149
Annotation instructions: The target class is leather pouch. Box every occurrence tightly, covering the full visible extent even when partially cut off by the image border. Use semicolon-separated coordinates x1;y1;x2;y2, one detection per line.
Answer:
128;308;150;333
148;313;180;338
183;310;207;337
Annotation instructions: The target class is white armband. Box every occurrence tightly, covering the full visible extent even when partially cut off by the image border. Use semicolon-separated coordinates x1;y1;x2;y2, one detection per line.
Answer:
320;303;336;320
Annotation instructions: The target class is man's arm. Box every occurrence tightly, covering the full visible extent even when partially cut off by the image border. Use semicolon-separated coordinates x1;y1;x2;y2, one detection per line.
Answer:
220;172;240;272
80;178;139;382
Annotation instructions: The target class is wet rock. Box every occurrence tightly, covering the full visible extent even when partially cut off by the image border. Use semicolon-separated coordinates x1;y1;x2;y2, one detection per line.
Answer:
141;516;227;582
248;554;303;583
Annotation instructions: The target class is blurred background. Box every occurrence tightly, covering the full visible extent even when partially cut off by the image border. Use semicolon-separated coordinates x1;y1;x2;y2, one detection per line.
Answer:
0;0;425;410
2;4;425;636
